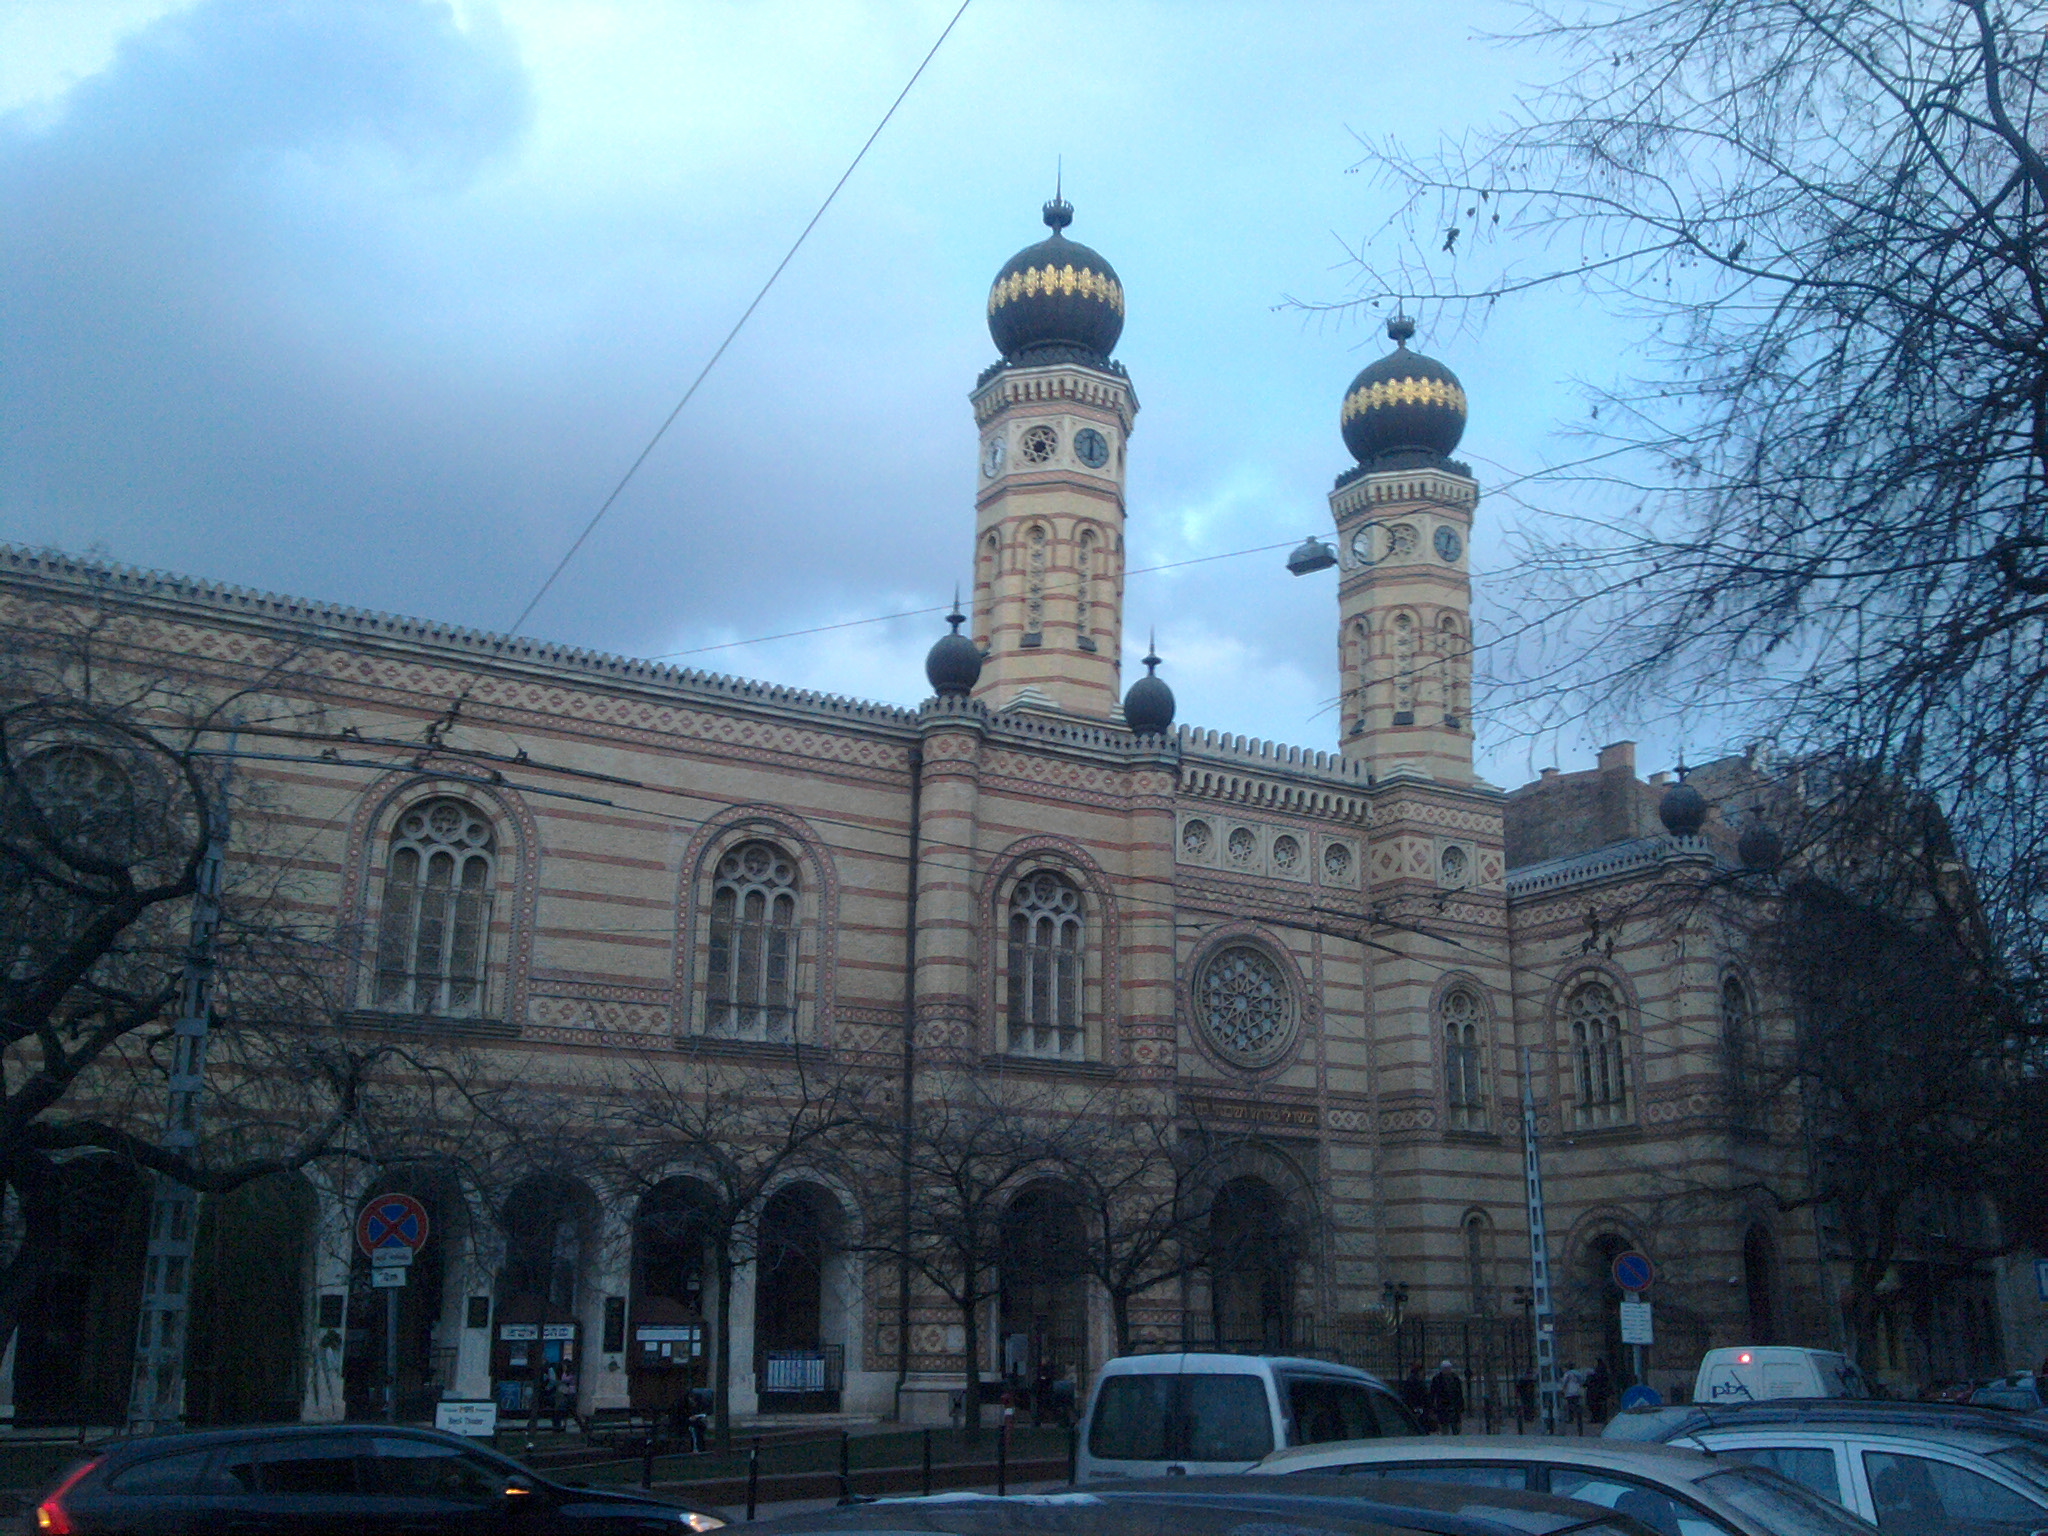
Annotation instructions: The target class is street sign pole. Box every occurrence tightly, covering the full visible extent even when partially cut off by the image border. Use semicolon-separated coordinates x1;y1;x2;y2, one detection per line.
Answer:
387;1285;400;1424
1520;1048;1561;1430
355;1193;430;1427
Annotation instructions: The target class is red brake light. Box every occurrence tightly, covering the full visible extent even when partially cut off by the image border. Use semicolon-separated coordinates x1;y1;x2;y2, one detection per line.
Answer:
36;1457;100;1535
1737;1352;1753;1364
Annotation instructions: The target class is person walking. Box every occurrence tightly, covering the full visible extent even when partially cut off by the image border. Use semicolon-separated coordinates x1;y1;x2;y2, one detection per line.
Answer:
1403;1362;1434;1432
1429;1359;1466;1435
1560;1361;1588;1432
1586;1359;1612;1425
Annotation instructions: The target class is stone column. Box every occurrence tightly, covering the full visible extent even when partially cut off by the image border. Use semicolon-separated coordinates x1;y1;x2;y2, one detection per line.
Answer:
301;1167;369;1423
1120;748;1180;1082
582;1197;634;1415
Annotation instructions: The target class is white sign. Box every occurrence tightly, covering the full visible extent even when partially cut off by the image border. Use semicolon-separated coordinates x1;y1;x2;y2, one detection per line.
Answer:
371;1246;413;1267
371;1267;407;1288
635;1326;702;1342
435;1400;498;1438
1620;1299;1654;1344
500;1323;538;1340
542;1323;576;1341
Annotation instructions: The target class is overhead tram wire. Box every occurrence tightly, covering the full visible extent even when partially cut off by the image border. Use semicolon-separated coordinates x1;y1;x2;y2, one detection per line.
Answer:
417;0;975;743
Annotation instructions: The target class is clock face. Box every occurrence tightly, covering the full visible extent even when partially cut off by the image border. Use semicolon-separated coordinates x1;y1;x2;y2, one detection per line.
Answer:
1350;528;1375;565
1074;427;1109;468
982;436;1007;478
1435;525;1463;562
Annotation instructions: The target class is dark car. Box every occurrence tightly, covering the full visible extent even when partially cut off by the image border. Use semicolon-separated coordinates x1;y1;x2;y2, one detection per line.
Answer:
745;1474;1668;1536
30;1422;728;1535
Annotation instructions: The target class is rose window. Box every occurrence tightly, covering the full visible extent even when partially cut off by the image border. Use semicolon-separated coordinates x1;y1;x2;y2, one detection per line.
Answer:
1227;827;1255;865
1324;843;1352;878
1196;945;1296;1068
1182;820;1212;857
1020;424;1059;464
1273;835;1301;871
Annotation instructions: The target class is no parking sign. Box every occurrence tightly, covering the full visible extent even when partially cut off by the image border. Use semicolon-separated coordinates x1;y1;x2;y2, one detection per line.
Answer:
356;1193;430;1258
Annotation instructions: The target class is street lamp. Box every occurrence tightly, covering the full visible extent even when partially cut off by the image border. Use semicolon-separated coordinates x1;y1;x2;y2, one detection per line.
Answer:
1287;537;1339;576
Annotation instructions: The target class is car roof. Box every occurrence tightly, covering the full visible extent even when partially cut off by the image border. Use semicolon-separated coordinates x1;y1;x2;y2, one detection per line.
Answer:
1100;1352;1383;1379
749;1477;1651;1536
1608;1399;2048;1447
1686;1421;2030;1453
1262;1436;1730;1483
91;1422;483;1465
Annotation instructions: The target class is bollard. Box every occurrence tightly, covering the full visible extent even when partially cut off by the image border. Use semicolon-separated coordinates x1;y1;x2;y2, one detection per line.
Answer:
839;1428;851;1503
642;1433;655;1490
1067;1422;1078;1486
997;1420;1008;1497
746;1438;759;1521
922;1427;933;1498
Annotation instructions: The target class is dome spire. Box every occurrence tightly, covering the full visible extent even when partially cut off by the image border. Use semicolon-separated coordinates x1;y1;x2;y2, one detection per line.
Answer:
1339;317;1467;468
924;584;982;697
1044;159;1072;232
988;190;1123;363
1122;630;1176;737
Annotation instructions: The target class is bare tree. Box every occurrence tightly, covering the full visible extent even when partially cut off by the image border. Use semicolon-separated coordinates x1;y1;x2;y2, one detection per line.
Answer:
1337;0;2048;966
858;1070;1076;1442
605;1048;868;1446
0;624;384;1375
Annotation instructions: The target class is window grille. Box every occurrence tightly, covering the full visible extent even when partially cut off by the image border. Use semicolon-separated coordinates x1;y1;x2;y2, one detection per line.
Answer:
706;841;799;1041
1568;980;1629;1126
1444;988;1487;1129
1007;871;1083;1058
373;798;495;1017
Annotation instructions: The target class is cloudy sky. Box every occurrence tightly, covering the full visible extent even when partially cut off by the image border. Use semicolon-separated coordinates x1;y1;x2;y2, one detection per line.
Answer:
1;0;1649;785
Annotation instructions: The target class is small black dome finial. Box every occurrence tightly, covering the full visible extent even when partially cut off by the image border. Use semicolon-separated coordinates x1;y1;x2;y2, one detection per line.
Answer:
1044;158;1073;232
1388;314;1416;346
1123;630;1176;737
1658;757;1709;837
926;584;982;697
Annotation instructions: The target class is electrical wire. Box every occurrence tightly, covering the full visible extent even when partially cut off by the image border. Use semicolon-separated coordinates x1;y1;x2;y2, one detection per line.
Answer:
502;0;975;642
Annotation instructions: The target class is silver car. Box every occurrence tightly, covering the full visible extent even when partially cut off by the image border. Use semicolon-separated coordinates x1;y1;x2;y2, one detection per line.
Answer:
1663;1420;2048;1536
1255;1435;1880;1536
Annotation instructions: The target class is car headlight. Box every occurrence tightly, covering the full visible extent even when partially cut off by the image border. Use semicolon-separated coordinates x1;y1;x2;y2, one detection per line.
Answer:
682;1513;727;1532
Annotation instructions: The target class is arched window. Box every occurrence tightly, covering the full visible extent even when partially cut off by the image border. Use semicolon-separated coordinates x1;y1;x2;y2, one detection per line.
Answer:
1076;527;1097;647
1464;1212;1494;1314
1007;871;1083;1058
1437;614;1468;729
372;798;495;1017
1722;975;1754;1121
1391;612;1417;721
1568;980;1629;1126
706;841;798;1041
1024;524;1049;638
1346;620;1370;734
975;532;999;650
1444;988;1487;1130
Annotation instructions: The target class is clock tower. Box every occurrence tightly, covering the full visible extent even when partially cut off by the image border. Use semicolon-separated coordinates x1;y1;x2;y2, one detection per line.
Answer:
1330;319;1477;782
967;199;1137;719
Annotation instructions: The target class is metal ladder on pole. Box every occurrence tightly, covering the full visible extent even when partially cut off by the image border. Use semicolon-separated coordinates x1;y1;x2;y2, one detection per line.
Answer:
1521;1047;1562;1431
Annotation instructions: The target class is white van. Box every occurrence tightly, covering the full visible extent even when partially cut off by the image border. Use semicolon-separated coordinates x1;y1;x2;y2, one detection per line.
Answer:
1075;1353;1418;1482
1693;1347;1872;1405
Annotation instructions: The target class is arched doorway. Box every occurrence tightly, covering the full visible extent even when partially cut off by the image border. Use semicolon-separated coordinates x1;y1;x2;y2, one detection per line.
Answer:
14;1157;148;1426
998;1183;1087;1408
629;1178;715;1416
1583;1232;1629;1387
1743;1225;1778;1344
757;1183;844;1410
1207;1176;1299;1353
187;1171;315;1424
494;1174;590;1424
345;1170;452;1421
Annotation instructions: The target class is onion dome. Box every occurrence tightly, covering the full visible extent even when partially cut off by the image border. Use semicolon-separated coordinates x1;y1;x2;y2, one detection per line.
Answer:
987;197;1124;365
1659;769;1709;837
1123;644;1175;737
1340;316;1467;468
1738;813;1784;872
925;603;982;697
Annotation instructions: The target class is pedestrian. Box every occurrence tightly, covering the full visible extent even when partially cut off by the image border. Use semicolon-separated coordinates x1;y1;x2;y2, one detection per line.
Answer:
554;1364;576;1433
1586;1359;1612;1424
1034;1357;1056;1426
1403;1362;1434;1432
541;1361;563;1433
1429;1359;1466;1435
1560;1361;1588;1431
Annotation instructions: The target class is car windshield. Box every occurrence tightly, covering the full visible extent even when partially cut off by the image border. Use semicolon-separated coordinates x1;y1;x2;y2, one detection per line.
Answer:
1988;1445;2048;1495
1699;1466;1880;1536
